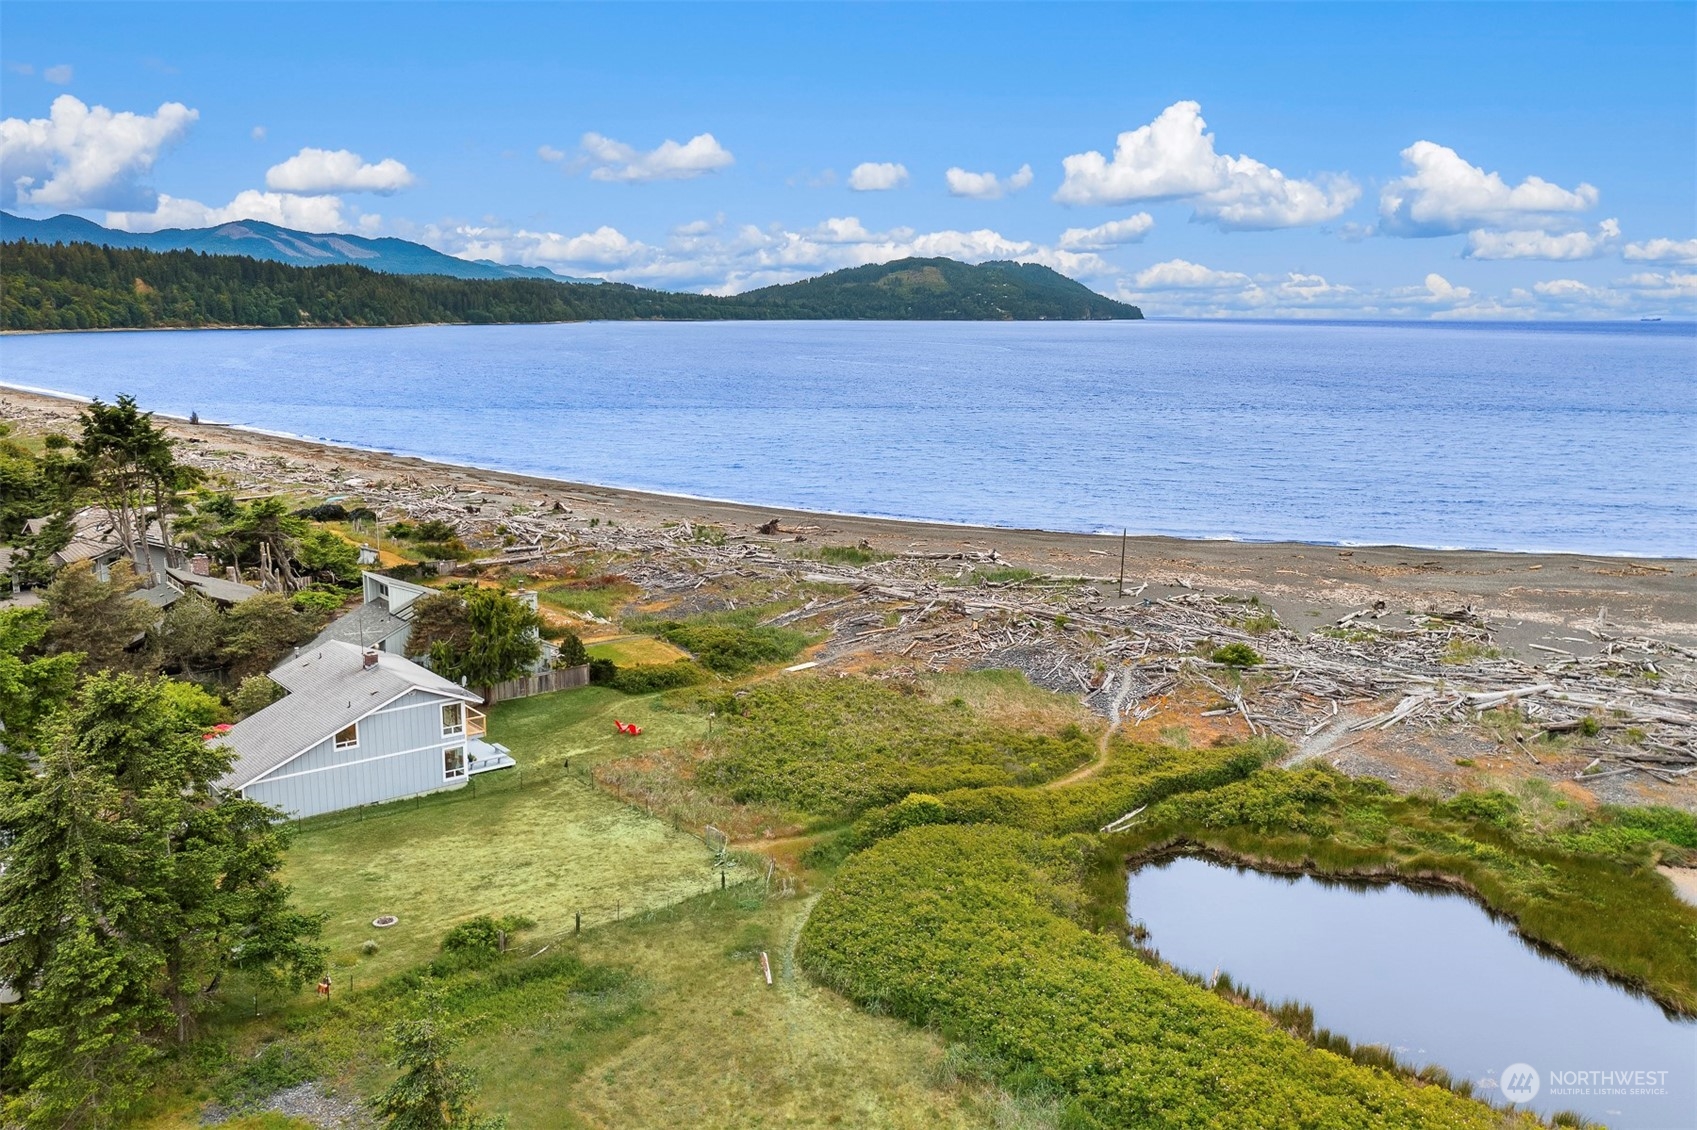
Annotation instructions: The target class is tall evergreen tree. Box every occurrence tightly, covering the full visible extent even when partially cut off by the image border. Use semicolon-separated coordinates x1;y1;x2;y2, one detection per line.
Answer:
0;673;327;1127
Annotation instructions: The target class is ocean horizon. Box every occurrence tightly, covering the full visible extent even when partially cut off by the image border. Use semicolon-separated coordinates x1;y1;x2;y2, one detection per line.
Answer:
4;318;1693;557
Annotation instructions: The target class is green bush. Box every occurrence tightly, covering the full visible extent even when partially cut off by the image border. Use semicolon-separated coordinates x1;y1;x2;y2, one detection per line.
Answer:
609;660;710;694
639;608;811;674
553;628;589;668
291;587;347;616
432;913;535;974
414;519;457;541
800;825;1503;1129
1210;642;1263;668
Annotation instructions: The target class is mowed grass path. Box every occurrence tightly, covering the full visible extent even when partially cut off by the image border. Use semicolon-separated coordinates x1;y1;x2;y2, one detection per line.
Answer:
281;688;714;981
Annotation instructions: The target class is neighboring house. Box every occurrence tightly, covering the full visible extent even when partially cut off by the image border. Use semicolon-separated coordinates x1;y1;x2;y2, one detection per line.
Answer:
304;570;435;655
307;570;557;669
18;507;260;606
217;640;516;819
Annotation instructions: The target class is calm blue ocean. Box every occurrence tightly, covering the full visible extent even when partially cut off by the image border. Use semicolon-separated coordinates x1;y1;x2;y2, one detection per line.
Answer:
3;320;1693;556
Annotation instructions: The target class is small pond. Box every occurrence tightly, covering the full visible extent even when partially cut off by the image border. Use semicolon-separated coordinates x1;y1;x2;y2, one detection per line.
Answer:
1126;856;1697;1129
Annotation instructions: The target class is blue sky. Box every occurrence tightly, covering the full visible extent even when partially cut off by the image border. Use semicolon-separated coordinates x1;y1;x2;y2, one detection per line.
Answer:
3;1;1693;316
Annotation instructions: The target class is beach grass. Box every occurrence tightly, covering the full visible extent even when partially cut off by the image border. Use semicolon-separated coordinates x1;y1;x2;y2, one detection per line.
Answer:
536;575;642;621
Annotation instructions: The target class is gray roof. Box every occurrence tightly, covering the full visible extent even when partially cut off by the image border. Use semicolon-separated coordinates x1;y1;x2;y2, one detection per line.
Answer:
305;597;409;652
218;640;479;790
129;582;183;611
164;566;261;605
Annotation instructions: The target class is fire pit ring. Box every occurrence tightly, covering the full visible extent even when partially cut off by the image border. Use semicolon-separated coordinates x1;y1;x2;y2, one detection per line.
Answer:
372;915;399;929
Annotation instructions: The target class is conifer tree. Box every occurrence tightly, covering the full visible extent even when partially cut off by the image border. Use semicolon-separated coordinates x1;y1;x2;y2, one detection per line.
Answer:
0;673;327;1127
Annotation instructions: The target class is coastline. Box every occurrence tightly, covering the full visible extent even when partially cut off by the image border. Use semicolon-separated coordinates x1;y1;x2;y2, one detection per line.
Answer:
6;383;1694;648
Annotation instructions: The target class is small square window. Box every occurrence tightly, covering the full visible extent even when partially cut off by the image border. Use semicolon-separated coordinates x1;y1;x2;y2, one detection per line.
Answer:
441;703;464;736
334;723;359;750
444;746;466;780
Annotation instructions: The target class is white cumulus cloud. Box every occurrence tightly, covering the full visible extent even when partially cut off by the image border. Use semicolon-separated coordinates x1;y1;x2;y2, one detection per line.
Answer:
848;161;908;191
107;189;360;234
1;94;197;209
1465;219;1620;261
1620;270;1697;299
416;213;1111;293
1054;102;1357;230
1622;237;1697;265
945;163;1034;200
1058;213;1155;251
264;147;414;194
1129;259;1252;290
573;131;733;182
1379;141;1599;236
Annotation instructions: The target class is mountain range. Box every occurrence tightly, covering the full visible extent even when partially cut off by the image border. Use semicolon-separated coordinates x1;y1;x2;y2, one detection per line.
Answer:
0;211;599;284
1;214;1142;326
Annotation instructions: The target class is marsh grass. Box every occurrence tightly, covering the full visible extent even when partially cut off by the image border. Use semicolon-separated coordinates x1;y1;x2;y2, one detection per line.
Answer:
1117;768;1697;1014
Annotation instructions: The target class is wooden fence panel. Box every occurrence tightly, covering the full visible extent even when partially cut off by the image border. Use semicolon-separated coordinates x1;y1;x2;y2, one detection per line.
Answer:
481;664;591;704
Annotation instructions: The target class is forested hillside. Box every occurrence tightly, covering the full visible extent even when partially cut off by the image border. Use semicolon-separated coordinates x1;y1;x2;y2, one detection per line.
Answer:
0;240;1141;330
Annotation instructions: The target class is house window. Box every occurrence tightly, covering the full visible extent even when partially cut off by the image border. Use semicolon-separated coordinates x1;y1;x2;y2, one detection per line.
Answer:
334;723;359;750
444;746;466;780
441;702;464;736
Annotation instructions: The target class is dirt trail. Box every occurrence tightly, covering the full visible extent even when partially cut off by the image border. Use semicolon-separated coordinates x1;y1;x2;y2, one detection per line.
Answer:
1047;721;1118;789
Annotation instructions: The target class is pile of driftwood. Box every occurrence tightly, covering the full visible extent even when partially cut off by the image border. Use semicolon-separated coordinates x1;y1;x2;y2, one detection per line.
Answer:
597;539;1696;785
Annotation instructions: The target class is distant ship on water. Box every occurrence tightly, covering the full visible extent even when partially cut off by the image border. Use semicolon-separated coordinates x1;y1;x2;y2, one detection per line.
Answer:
1640;316;1663;322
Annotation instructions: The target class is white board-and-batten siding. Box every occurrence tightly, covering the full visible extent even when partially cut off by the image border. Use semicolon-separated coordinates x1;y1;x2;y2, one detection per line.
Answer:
240;688;466;819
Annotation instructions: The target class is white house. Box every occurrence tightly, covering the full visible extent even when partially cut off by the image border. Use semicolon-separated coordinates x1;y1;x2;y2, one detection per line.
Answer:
217;640;516;819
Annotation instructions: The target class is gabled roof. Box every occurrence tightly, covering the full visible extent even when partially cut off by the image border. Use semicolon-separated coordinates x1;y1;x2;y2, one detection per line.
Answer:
218;640;480;790
304;597;408;652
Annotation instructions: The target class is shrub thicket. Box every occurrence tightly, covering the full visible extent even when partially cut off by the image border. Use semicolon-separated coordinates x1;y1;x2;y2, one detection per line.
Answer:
642;609;811;675
700;676;1098;820
800;824;1510;1129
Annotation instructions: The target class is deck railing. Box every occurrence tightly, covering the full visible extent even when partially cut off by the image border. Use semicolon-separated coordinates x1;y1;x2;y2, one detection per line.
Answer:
465;706;487;738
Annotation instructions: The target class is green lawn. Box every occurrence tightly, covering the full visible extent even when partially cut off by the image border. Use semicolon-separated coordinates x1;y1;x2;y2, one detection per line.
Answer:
584;634;692;667
490;684;710;769
278;687;715;982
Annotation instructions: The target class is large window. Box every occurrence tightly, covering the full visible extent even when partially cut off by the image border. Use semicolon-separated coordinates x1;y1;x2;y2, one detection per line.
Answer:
444;746;466;780
334;723;359;750
441;702;464;736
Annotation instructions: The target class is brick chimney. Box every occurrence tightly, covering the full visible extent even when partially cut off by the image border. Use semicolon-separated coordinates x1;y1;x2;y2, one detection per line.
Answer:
190;553;211;577
363;647;380;670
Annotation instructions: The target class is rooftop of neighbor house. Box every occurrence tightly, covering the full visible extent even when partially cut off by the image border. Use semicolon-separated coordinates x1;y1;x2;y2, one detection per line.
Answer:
217;640;481;791
305;596;409;652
